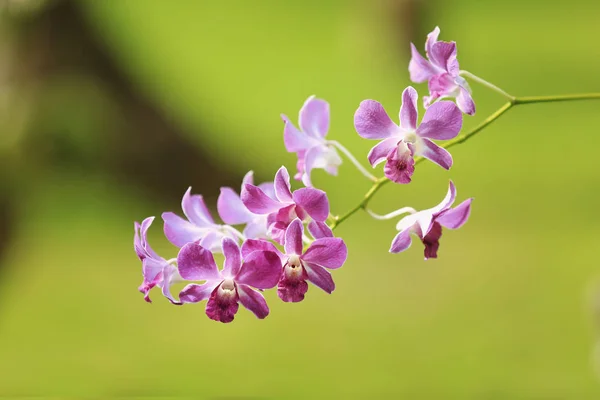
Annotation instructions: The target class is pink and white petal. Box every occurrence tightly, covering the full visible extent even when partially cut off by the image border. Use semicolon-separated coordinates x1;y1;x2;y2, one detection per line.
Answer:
417;138;453;170
293;188;329;222
354;100;399;140
217;187;251;225
303;263;335;294
367;137;399;167
161;264;183;305
308;221;333;239
282;114;316;152
301;145;341;187
237;284;270;319
430;180;457;215
182;187;214;227
142;257;166;285
399;86;419;131
257;182;276;200
221;237;242;278
236;250;282;289
241;239;283;260
176;242;222;281
429;41;458;74
242;170;255;186
274;166;294;203
302;237;347;270
414;213;434;238
199;230;227;253
436;198;473;229
389;229;413;253
241;184;283;215
456;86;476;116
299;96;330;139
425;26;441;57
428;73;456;99
179;281;220;304
383;143;415;184
417;101;462;140
422;222;443;260
243;218;269;240
284;218;304;255
162;212;205;248
409;43;438;83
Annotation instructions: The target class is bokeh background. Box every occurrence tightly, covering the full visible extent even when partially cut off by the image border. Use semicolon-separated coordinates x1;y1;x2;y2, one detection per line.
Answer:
1;0;600;397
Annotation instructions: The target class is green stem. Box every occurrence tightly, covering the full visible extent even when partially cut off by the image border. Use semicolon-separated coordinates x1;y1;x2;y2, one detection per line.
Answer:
330;92;600;231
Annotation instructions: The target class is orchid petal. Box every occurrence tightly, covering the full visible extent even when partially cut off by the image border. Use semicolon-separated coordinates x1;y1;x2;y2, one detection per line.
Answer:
456;86;476;116
274;166;294;203
161;264;183;305
237;284;270;319
409;43;437;83
302;237;347;270
236;251;282;289
299;96;330;139
241;184;283;215
425;26;440;57
293;188;329;222
285;218;304;255
303;263;335;294
179;281;220;304
177;242;222;281
417;101;462;140
217;187;251;225
399;86;419;131
282;114;316;152
222;237;242;278
422;222;443;260
383;142;415;184
389;229;413;253
307;221;333;239
426;180;458;220
182;187;214;226
162;212;204;248
354;100;399;139
417;138;453;170
241;239;283;260
437;198;473;229
367;137;399;167
429;41;458;75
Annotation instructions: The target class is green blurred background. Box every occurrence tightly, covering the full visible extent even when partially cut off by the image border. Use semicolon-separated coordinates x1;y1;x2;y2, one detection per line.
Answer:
0;0;599;397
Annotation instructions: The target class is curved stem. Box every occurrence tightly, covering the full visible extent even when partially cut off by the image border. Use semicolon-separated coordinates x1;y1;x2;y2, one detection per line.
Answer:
366;207;417;221
330;92;600;231
460;70;515;101
328;140;378;182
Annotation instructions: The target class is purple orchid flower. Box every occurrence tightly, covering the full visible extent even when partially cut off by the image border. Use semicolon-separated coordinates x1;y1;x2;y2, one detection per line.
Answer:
241;166;330;244
282;96;342;187
217;171;274;240
354;86;462;184
162;187;239;252
242;218;347;303
389;180;473;259
177;237;282;323
134;216;182;304
409;26;475;115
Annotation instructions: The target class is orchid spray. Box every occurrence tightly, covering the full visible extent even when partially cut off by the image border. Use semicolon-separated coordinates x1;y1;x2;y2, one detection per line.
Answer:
133;27;600;322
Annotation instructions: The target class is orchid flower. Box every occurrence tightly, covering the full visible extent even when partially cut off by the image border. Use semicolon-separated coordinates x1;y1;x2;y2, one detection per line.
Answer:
354;86;462;184
242;218;347;302
389;181;473;259
162;187;241;252
134;217;182;304
282;96;342;186
241;166;329;243
177;237;281;323
217;171;274;240
409;26;475;115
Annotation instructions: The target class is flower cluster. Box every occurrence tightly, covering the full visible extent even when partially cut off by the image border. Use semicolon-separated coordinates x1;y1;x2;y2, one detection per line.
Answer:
134;27;473;323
